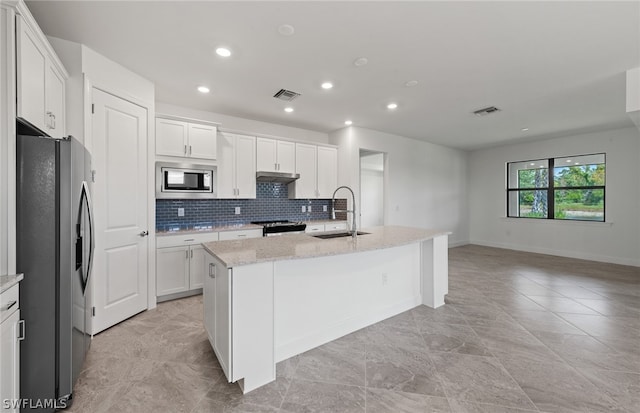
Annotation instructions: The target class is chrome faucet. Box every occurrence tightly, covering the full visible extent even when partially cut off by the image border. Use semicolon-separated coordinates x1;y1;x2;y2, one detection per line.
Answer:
331;186;357;239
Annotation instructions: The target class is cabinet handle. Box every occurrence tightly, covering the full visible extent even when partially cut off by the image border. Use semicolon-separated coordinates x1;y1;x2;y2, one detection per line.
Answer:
186;250;189;259
189;145;192;155
184;144;187;154
209;263;216;278
275;163;278;171
190;249;193;258
237;234;246;238
51;113;56;129
1;300;17;312
18;320;25;341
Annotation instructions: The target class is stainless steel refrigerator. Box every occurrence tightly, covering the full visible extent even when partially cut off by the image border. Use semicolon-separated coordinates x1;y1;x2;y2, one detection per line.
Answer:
16;131;94;411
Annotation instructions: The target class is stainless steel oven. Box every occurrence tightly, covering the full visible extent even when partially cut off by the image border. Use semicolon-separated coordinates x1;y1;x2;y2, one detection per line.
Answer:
156;162;216;199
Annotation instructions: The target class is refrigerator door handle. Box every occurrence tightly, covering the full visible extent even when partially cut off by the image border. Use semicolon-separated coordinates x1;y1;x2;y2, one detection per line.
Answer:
77;181;95;293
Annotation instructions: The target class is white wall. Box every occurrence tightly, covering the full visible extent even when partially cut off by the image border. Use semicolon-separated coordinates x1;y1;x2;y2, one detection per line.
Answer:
469;126;640;266
329;127;469;246
156;102;329;144
360;153;384;228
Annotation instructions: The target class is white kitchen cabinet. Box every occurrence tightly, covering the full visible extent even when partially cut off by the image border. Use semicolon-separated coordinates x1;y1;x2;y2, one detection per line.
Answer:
156;117;217;160
1;284;21;413
16;15;66;138
204;254;232;379
291;143;317;199
217;132;256;199
317;146;338;198
289;144;338;199
155;232;219;299
256;138;295;173
218;228;263;241
304;221;348;233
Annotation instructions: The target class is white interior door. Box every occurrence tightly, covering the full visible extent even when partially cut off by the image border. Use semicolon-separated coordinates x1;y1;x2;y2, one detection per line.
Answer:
91;88;148;334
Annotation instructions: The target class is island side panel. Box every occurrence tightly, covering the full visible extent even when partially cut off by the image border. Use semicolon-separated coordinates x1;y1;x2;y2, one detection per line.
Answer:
421;234;449;308
232;262;275;394
273;243;421;362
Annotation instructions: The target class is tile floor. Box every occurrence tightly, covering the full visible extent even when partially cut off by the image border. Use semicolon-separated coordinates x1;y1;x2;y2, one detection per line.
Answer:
67;245;639;413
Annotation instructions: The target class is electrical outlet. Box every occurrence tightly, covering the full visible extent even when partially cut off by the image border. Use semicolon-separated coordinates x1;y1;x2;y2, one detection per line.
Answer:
301;205;306;213
235;207;241;215
177;208;184;217
381;273;388;285
323;205;327;212
308;205;312;212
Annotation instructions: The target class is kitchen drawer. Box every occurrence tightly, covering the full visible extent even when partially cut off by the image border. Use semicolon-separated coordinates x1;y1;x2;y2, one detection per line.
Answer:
305;224;325;233
1;284;19;323
325;222;348;231
218;228;263;241
157;232;219;248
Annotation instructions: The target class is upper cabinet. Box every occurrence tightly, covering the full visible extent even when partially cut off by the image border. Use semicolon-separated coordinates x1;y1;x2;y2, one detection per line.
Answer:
289;143;337;199
156;117;217;160
256;137;295;174
217;132;256;199
16;14;67;139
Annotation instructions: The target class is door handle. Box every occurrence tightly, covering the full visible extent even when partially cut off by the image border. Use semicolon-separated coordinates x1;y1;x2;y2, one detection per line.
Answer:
139;230;149;237
18;320;25;341
209;263;216;278
1;300;17;312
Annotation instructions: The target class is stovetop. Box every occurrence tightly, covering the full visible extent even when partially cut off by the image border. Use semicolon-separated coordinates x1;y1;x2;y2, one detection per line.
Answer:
251;220;307;234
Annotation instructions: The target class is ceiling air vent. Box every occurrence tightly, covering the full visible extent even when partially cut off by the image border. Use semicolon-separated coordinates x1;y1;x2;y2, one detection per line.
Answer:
473;106;501;117
273;89;301;101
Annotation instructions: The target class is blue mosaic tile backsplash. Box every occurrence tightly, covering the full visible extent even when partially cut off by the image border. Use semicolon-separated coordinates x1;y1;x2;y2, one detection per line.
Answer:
156;182;340;231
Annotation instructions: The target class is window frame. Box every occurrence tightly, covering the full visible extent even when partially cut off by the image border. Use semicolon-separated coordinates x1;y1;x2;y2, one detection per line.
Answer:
506;153;606;222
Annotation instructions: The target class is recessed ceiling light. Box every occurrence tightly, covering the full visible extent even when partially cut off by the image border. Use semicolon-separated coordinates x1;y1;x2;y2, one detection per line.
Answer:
215;47;231;57
321;82;333;90
353;57;368;67
538;165;544;168
278;24;295;36
197;86;210;93
284;107;294;113
566;159;572;163
530;163;535;166
387;103;398;110
575;162;580;165
405;80;418;87
345;120;353;126
521;128;529;132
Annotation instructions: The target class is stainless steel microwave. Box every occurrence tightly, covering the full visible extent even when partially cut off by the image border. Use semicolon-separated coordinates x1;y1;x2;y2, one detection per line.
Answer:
156;162;216;199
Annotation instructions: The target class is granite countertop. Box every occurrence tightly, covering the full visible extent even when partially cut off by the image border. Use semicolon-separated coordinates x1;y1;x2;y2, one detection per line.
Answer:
156;220;348;236
0;273;24;294
203;225;450;268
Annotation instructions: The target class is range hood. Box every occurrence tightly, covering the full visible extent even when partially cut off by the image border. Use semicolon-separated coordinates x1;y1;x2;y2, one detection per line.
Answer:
256;171;300;183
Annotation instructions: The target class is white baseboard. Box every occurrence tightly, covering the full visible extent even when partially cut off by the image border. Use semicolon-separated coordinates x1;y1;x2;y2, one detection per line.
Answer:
449;240;470;248
469;239;640;267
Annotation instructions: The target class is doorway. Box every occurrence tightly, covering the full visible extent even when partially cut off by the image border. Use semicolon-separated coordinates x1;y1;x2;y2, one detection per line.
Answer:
360;150;385;228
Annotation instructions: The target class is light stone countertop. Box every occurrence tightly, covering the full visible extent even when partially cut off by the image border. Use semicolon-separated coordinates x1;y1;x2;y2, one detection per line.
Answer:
0;273;24;294
156;220;347;237
203;225;450;268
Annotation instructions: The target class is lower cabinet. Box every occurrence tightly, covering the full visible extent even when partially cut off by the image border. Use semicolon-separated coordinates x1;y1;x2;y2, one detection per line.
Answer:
1;284;21;413
204;254;231;379
156;233;219;299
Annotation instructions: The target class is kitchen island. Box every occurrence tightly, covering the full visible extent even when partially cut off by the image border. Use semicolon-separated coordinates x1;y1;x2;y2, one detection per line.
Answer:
202;225;450;393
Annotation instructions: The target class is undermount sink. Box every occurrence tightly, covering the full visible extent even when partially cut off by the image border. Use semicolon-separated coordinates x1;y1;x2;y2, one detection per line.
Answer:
311;231;370;239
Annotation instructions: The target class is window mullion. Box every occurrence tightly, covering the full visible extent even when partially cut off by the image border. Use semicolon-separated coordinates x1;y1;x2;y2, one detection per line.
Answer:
548;158;555;219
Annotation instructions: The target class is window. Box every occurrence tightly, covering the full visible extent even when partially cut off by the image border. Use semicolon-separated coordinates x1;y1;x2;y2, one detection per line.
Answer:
507;154;605;222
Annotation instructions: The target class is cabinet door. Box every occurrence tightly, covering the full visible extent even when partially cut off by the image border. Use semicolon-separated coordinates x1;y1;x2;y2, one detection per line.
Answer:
16;17;47;133
156;246;190;296
217;132;236;198
0;310;20;413
215;263;232;380
235;135;256;198
45;64;65;139
256;138;277;172
276;140;296;173
188;124;217;160
203;254;216;349
156;118;188;157
189;245;206;290
317;146;338;198
293;143;317;199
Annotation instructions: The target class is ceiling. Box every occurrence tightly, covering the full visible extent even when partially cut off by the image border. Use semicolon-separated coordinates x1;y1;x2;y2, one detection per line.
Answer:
25;1;640;150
